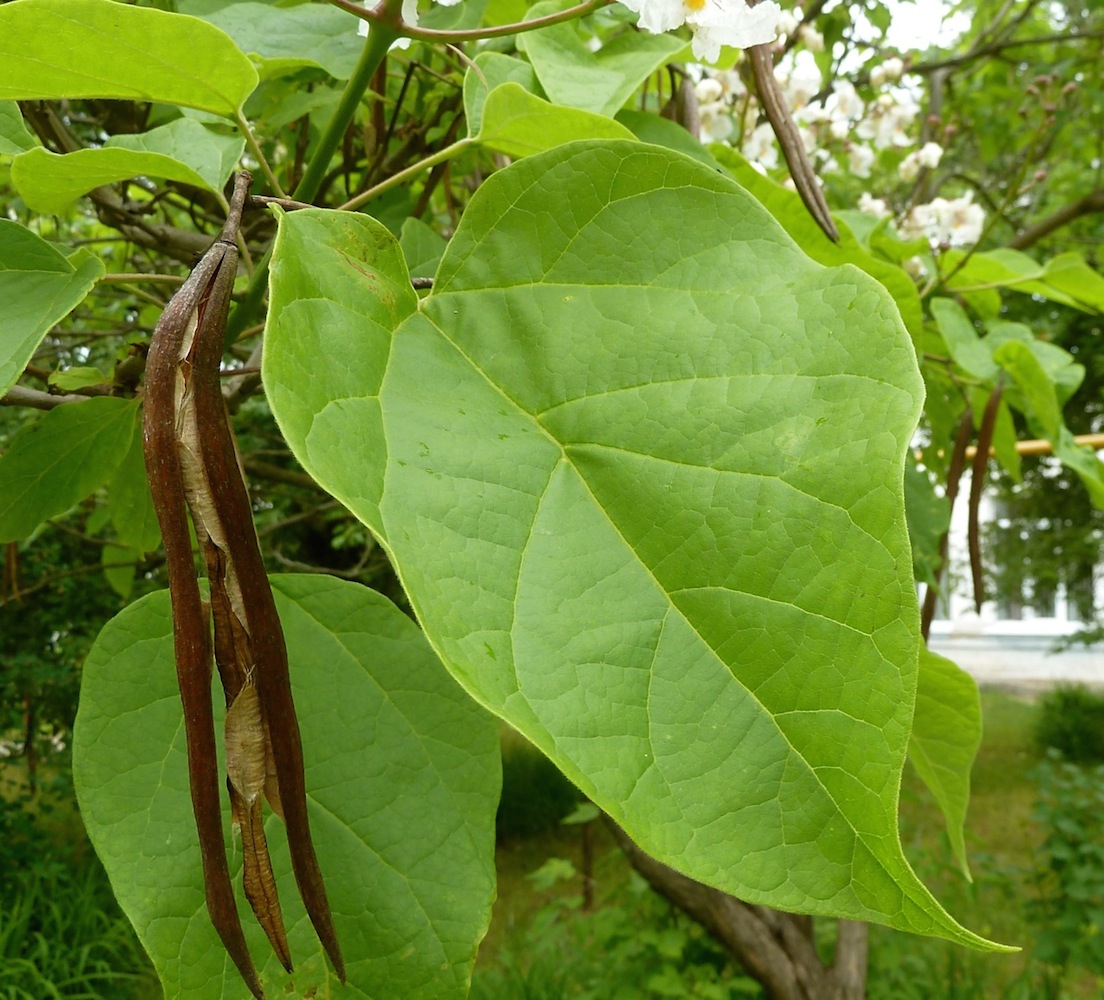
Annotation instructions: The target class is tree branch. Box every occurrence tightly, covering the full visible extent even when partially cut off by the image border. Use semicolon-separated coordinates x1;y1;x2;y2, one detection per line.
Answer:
1008;189;1104;249
909;28;1104;75
607;820;866;1000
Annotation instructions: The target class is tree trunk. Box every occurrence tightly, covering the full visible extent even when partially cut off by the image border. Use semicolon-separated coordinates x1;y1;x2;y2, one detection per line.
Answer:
608;820;868;1000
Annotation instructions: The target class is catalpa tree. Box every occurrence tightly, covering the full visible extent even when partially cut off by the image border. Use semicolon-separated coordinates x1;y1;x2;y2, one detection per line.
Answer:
2;0;1102;997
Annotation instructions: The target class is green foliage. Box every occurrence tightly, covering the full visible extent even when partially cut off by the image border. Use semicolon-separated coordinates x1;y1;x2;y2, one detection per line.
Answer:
0;221;104;397
0;862;156;1000
471;863;762;1000
2;0;1102;993
10;120;245;214
0;0;258;116
908;649;982;880
1028;752;1104;976
263;141;995;945
73;576;500;1000
1035;685;1104;765
0;398;137;543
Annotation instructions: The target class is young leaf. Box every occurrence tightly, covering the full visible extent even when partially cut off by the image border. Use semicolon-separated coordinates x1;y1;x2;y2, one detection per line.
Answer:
73;576;499;1000
476;83;636;158
0;0;257;117
0;221;104;397
265;141;1007;949
12;118;242;214
0;397;137;543
0;101;37;155
463;52;543;137
518;0;686;117
908;648;981;881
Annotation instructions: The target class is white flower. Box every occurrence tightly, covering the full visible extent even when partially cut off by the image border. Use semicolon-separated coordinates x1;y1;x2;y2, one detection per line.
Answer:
858;192;890;218
901;192;985;247
856;91;918;149
618;0;781;61
899;141;943;181
699;103;735;142
847;143;876;178
829;80;865;122
696;77;726;106
775;10;799;36
742;121;778;169
870;56;905;88
798;24;824;51
777;63;821;111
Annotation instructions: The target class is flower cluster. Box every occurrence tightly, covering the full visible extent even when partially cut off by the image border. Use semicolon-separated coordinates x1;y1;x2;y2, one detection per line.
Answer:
899;192;985;247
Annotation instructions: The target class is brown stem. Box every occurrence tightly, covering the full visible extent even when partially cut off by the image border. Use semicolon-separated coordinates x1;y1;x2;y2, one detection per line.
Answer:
747;44;839;242
608;820;866;1000
1008;190;1104;249
921;411;974;641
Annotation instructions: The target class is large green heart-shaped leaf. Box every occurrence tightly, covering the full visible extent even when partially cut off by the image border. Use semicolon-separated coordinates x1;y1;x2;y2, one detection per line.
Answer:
264;141;1003;948
0;0;257;117
73;576;499;999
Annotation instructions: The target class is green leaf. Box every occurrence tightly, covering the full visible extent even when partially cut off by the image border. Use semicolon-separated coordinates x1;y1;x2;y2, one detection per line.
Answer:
264;141;1005;949
476;83;636;158
189;1;364;81
712;145;927;343
73;575;499;1000
399;218;448;281
993;340;1061;438
942;248;1104;314
108;427;161;554
0;221;105;397
616;109;723;170
908;648;981;881
0;0;257;117
986;321;1083;404
0;101;38;156
463;52;543;138
930;297;998;383
992;340;1104;508
48;366;109;392
1039;252;1104;313
903;460;949;588
12;118;244;213
518;0;686;117
101;542;137;600
0;397;137;543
